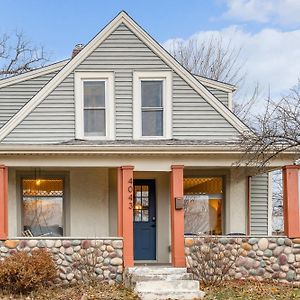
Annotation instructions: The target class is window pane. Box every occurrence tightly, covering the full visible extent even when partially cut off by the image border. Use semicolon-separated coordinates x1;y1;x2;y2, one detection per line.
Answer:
141;81;163;107
142;110;163;136
84;81;105;107
22;179;63;237
184;177;223;235
142;210;149;222
134;210;142;222
84;109;105;136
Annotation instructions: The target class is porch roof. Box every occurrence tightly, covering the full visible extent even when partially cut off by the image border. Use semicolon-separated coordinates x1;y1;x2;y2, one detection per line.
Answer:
0;139;296;158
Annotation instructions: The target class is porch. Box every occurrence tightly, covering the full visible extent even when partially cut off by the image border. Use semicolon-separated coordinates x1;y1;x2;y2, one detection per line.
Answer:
0;161;299;270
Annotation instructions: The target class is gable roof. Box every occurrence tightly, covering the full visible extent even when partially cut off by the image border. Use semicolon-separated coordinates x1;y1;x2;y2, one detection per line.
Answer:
0;11;249;141
193;75;236;92
0;60;69;89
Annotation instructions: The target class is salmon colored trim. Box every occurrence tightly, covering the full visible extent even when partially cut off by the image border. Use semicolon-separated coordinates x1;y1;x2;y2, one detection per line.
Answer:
117;167;123;237
119;166;134;267
170;165;185;267
0;165;8;240
282;165;300;238
247;176;251;235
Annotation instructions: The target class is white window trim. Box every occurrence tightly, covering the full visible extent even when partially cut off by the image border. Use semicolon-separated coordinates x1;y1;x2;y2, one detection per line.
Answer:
133;71;172;140
75;72;115;140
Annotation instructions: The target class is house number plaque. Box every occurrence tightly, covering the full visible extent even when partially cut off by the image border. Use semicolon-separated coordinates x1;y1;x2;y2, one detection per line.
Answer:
128;178;133;209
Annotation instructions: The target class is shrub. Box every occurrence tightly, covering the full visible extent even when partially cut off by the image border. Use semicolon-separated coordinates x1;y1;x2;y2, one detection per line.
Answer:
190;236;241;286
0;249;57;293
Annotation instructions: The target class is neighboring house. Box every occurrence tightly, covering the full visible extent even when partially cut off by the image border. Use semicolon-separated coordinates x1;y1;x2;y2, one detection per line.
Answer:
0;12;299;282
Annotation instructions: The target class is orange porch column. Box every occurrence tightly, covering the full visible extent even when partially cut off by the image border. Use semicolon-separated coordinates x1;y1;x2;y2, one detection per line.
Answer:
0;165;8;240
170;165;185;267
117;166;134;267
283;165;300;238
117;167;123;237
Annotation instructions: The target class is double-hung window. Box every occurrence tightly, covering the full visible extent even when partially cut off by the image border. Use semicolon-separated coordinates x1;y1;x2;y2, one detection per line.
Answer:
75;72;114;140
133;71;172;139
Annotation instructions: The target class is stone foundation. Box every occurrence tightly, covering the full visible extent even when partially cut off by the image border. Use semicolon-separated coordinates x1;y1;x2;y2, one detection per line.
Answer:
185;236;300;284
0;238;123;285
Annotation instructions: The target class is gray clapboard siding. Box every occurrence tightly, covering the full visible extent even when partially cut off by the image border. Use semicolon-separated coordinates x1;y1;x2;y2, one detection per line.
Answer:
4;73;75;143
249;173;270;235
206;87;229;106
3;23;240;143
172;73;238;140
0;71;59;129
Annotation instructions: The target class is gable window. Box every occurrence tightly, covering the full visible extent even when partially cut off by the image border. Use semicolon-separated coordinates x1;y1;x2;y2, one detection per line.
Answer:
75;72;114;140
133;71;172;139
84;81;106;136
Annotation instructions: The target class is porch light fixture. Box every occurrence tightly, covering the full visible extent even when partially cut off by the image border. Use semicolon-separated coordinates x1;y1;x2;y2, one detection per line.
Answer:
34;168;42;187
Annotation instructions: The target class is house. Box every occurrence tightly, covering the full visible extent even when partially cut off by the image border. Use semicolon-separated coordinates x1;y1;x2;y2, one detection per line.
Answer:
0;12;299;287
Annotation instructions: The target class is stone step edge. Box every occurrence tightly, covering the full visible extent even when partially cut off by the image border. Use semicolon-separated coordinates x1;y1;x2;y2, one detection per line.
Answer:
134;280;200;292
126;267;187;275
130;273;193;280
136;290;205;300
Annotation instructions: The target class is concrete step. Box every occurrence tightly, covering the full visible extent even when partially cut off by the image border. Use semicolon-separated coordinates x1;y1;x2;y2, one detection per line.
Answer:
135;280;200;292
125;267;205;299
137;290;205;300
127;266;187;276
131;272;193;283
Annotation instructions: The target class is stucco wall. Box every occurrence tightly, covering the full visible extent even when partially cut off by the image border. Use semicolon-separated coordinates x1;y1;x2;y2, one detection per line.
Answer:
7;166;251;242
70;168;109;237
226;168;248;234
8;168;19;237
7;167;110;238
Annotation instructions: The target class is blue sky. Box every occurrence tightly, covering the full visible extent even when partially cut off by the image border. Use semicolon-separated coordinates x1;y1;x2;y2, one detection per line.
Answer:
1;0;300;97
0;1;233;60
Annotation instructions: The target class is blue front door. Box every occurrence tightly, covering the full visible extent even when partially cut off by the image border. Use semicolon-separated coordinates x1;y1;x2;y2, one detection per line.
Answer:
133;179;156;260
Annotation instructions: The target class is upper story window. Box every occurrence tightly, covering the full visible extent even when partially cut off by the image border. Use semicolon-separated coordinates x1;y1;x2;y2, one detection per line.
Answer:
75;72;114;140
133;71;172;139
141;81;163;136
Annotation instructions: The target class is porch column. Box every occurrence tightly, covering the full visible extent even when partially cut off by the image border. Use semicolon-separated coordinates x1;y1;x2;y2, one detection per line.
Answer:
283;165;300;238
170;165;185;267
117;166;134;267
0;165;8;240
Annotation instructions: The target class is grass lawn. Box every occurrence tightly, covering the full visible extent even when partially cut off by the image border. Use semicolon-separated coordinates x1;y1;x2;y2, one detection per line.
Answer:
0;282;140;300
203;280;300;300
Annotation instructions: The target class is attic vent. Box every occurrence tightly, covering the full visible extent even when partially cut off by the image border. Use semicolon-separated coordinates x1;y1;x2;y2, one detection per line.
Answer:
72;44;84;58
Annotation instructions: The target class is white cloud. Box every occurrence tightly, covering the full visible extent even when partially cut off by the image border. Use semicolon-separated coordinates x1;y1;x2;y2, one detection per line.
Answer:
223;0;300;25
163;26;300;99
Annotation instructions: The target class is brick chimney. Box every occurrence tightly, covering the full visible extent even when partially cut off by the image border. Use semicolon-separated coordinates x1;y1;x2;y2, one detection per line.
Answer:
72;44;84;58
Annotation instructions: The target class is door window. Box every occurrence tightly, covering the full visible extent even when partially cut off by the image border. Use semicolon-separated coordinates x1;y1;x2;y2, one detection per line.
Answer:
134;184;149;222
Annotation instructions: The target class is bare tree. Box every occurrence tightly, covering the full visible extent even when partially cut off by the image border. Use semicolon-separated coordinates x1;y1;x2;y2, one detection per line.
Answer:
0;31;48;79
167;35;245;86
239;82;300;167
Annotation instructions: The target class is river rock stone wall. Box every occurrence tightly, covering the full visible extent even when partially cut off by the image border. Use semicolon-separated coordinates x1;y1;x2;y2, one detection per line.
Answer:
185;236;300;284
0;238;123;285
